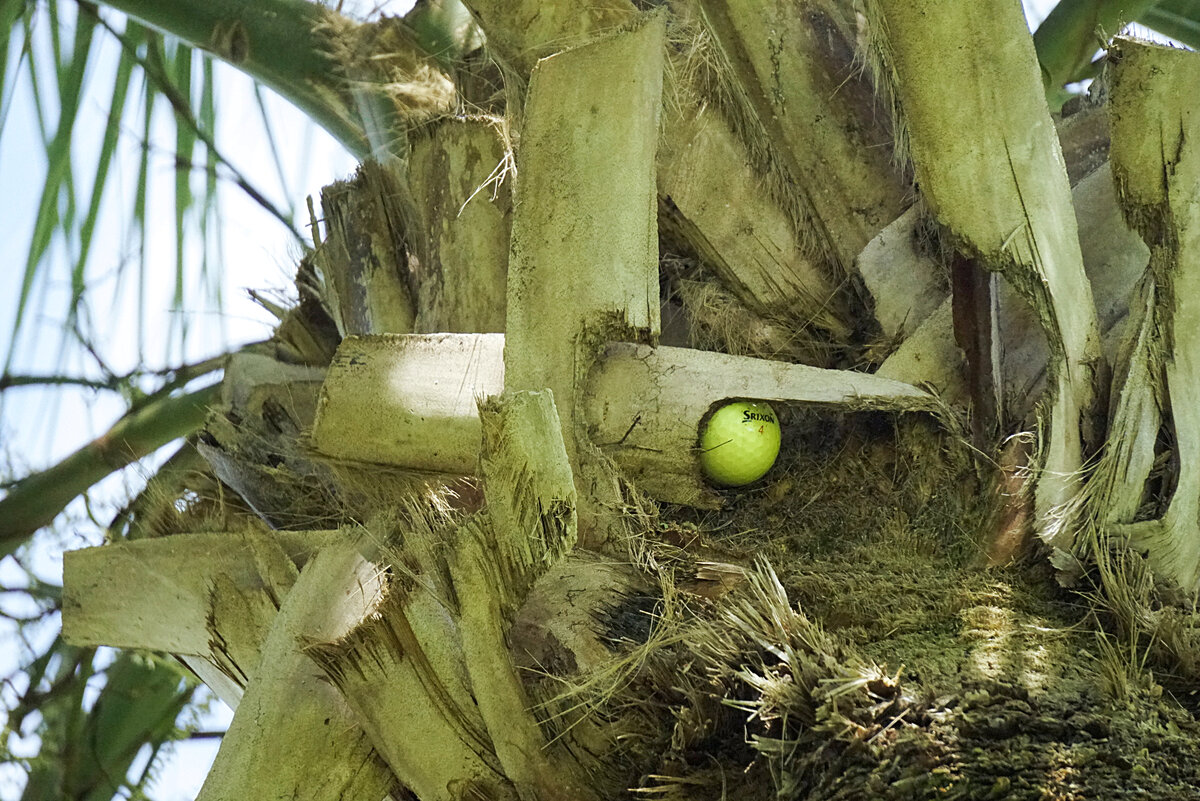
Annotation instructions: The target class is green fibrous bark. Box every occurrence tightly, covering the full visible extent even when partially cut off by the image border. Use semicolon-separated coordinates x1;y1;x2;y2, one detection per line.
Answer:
503;13;664;547
453;391;596;801
865;0;1103;549
305;548;513;801
1105;38;1200;591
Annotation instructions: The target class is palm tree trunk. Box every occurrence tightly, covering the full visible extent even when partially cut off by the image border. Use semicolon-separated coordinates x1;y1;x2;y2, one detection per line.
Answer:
59;1;1200;798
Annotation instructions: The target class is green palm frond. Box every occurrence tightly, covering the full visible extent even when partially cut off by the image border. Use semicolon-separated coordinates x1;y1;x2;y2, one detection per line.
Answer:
1033;0;1159;94
0;0;473;559
0;380;223;557
0;4;299;790
7;2;98;374
1;0;311;384
74;19;138;330
8;646;195;801
1139;0;1200;48
0;0;33;135
1033;0;1200;105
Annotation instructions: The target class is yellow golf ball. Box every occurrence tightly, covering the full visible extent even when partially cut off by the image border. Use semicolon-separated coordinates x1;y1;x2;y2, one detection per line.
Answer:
698;401;781;487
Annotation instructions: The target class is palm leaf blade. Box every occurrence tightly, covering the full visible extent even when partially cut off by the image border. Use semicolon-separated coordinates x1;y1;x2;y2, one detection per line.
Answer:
1139;1;1200;48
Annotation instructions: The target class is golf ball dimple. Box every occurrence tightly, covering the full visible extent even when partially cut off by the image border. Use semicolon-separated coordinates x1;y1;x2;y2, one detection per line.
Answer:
698;401;781;487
